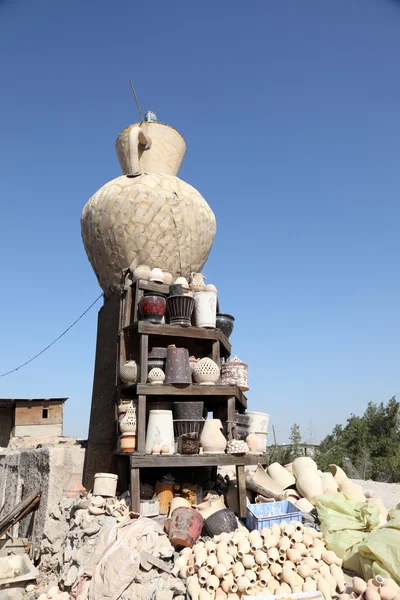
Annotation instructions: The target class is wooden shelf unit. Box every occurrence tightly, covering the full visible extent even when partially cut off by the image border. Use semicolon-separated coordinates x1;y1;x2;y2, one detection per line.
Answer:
116;276;261;518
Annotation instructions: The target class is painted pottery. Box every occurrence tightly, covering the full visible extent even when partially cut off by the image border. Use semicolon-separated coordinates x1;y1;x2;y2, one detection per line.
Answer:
163;270;173;285
120;432;136;452
200;419;227;453
164;345;192;385
216;314;235;340
155;480;174;514
138;293;166;324
221;356;249;392
169;507;204;548
194;291;217;328
267;462;296;489
145;409;174;454
174;401;204;420
193;357;220;385
133;264;151;281
292;457;318;477
296;469;324;503
117;402;130;422
119;360;138;384
147;367;165;385
120;402;137;433
189;272;206;292
329;464;348;485
82;121;216;297
149;267;164;283
169;283;183;296
167;295;194;327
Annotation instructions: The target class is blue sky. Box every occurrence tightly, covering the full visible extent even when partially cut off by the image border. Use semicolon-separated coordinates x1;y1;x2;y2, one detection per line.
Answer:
1;0;399;443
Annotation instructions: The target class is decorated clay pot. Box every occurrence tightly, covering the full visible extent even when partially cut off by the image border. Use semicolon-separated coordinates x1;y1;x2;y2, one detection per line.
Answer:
189;272;206;292
221;356;249;392
200;419;227;453
193;357;220;385
120;402;137;433
167;295;195;327
194;291;217;328
138;293;166;324
148;346;167;373
120;432;136;452
81;121;216;297
164;345;192;385
169;506;204;548
169;283;183;296
133;264;151;281
119;360;138;384
147;367;165;385
216;314;235;340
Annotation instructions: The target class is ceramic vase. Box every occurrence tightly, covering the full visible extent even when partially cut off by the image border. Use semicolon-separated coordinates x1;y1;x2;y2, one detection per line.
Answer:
145;409;174;454
216;314;235;340
138;293;166;324
82;121;216;297
193;357;220;385
119;360;138;384
167;295;194;327
120;432;136;452
168;507;204;548
189;272;206;292
292;457;318;477
133;264;151;281
194;291;217;328
164;345;192;385
296;469;323;503
200;419;227;453
221;356;249;392
120;402;137;433
147;367;165;385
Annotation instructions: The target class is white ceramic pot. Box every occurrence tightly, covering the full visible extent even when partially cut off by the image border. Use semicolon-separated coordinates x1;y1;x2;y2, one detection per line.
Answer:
267;462;296;489
93;473;118;497
149;268;164;283
296;470;323;503
163;270;173;285
133;264;151;281
147;367;165;385
292;457;318;477
120;402;137;433
200;419;227;453
193;357;220;385
242;411;269;453
145;409;174;454
119;360;138;384
194;291;217;328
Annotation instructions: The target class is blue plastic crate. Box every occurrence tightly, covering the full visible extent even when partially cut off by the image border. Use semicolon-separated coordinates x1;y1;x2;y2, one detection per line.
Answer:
246;500;302;531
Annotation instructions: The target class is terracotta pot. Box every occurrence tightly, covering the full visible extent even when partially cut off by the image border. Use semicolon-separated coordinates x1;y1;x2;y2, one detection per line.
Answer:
292;457;318;477
321;472;339;493
138;293;166;324
339;481;366;502
295;497;315;513
167;295;195;327
169;507;204;548
200;419;227;453
248;465;284;498
221;356;249;392
216;314;235;340
296;469;323;503
120;433;136;452
267;462;296;489
164;345;192;385
193;357;220;385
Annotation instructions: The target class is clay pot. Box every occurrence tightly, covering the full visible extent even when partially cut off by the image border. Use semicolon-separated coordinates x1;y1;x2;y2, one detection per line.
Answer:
206;509;237;536
138;293;166;324
296;469;324;503
316;574;333;600
236;577;253;595
133;264;151;281
145;409;174;454
167;295;195;327
295;497;315;513
164;345;192;385
221;574;238;593
119;360;138;384
259;569;272;586
216;314;235;340
147;367;165;385
365;591;381;600
221;356;249;392
169;497;191;517
193;357;220;385
267;462;296;489
245;569;256;584
329;464;348;485
303;578;317;592
269;563;282;578
330;564;346;593
298;564;313;579
206;574;219;593
162;270;173;285
339;481;366;502
320;472;339;493
246;433;258;453
249;465;284;498
200;419;227;453
232;562;245;580
379;579;400;600
194;290;217;328
214;563;227;578
149;268;164;283
120;432;136;452
120;402;137;433
241;554;255;569
321;550;342;567
198;567;209;585
189;272;206;292
292;456;318;476
169;507;204;548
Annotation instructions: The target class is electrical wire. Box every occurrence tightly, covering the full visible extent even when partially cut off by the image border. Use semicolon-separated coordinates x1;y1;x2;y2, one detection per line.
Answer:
0;293;103;378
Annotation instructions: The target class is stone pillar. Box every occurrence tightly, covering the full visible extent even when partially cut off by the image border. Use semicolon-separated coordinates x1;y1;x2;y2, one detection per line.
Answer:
83;292;120;489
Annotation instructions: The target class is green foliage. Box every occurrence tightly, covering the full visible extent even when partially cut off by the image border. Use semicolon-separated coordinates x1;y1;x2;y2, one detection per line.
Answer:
315;397;400;482
269;423;303;464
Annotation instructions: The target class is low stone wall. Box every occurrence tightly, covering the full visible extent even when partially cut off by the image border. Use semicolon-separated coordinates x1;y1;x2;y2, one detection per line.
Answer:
0;443;85;558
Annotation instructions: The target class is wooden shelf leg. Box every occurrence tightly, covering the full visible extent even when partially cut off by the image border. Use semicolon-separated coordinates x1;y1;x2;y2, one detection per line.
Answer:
236;464;247;520
130;460;141;513
137;395;147;455
227;396;236;441
212;340;221;368
139;334;149;383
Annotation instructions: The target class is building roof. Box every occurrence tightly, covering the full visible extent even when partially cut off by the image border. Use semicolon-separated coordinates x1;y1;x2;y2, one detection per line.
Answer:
0;398;68;406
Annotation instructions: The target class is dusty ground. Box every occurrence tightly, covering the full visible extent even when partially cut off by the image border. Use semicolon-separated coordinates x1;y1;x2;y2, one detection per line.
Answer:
352;478;400;510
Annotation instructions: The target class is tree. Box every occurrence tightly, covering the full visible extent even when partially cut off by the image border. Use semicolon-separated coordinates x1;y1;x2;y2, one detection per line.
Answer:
289;423;302;461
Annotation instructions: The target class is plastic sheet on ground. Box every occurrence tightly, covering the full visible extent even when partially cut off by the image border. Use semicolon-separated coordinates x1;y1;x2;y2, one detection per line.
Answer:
358;506;400;584
315;492;380;574
73;516;172;600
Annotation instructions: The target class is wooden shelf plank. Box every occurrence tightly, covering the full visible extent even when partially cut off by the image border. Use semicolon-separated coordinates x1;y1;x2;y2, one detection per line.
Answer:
116;452;267;468
119;383;247;408
124;322;231;357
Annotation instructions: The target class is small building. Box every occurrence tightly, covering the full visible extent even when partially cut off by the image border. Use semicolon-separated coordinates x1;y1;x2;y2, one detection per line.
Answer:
0;398;67;446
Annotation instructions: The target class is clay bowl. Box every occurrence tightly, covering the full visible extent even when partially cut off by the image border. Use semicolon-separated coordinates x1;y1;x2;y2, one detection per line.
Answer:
205;508;237;536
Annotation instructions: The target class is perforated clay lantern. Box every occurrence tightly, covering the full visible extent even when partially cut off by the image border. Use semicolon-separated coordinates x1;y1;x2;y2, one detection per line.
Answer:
81;113;217;296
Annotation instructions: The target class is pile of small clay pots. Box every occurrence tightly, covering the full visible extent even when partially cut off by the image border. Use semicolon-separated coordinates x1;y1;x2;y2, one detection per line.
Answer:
344;576;400;600
175;521;399;600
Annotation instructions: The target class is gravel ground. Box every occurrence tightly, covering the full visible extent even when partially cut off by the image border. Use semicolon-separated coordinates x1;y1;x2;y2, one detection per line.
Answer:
351;478;400;510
